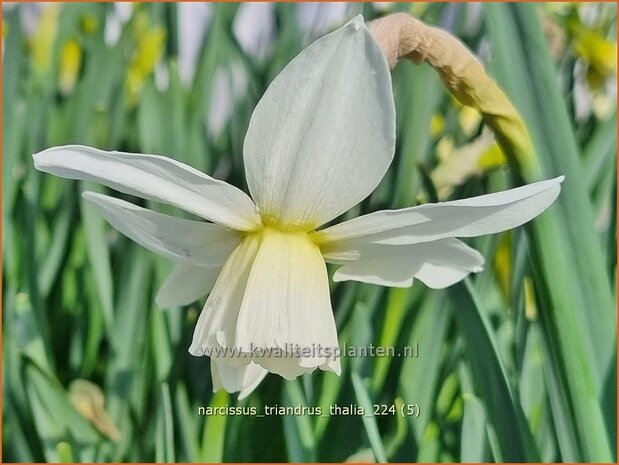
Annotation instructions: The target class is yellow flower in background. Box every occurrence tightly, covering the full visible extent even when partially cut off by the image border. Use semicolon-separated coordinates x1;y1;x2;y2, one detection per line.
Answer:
80;14;98;35
430;113;444;137
29;3;60;75
572;27;617;89
562;10;618;120
59;38;82;96
34;16;563;399
558;3;618;88
125;18;166;105
431;131;506;200
457;105;482;138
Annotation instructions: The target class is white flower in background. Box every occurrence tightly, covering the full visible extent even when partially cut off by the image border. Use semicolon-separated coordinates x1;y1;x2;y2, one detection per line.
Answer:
207;61;248;140
3;2;42;37
177;2;212;86
233;2;275;61
372;3;395;13
296;2;354;40
34;16;563;399
104;2;133;46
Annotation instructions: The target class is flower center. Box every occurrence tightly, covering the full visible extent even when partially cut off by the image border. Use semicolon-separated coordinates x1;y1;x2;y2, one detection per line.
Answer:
244;224;321;250
258;210;316;234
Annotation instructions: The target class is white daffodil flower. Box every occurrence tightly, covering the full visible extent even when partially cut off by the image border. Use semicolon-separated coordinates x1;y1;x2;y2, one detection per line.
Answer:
33;16;563;400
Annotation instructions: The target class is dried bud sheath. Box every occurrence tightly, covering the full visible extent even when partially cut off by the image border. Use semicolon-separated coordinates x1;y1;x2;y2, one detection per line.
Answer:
368;13;541;179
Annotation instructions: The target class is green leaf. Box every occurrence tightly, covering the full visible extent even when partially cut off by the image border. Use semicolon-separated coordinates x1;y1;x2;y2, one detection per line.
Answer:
314;368;345;442
174;383;200;462
399;292;450;443
460;394;488;462
80;183;115;343
25;362;100;462
351;372;387;463
450;280;539;462
200;390;228;462
155;383;175;462
104;248;151;460
484;2;615;386
582;114;617;191
391;62;443;208
10;292;54;375
519;325;557;461
39;188;75;297
484;5;614;460
283;380;317;462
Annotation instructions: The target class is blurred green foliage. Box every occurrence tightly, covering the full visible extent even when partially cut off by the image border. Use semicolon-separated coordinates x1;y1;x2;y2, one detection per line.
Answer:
2;2;616;462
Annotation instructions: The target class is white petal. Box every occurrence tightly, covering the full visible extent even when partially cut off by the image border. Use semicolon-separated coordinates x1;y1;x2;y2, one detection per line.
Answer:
82;192;239;266
329;238;484;288
156;264;221;308
234;229;340;379
414;263;475;289
243;15;395;230
210;360;268;400
189;235;262;356
253;356;320;380
34;145;261;231
317;177;564;245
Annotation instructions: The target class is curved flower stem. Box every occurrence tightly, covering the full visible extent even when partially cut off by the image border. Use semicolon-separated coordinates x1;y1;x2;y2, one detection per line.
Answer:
368;13;614;462
368;13;541;180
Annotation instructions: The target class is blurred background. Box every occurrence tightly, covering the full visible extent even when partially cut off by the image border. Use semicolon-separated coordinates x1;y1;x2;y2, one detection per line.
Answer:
2;2;616;463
